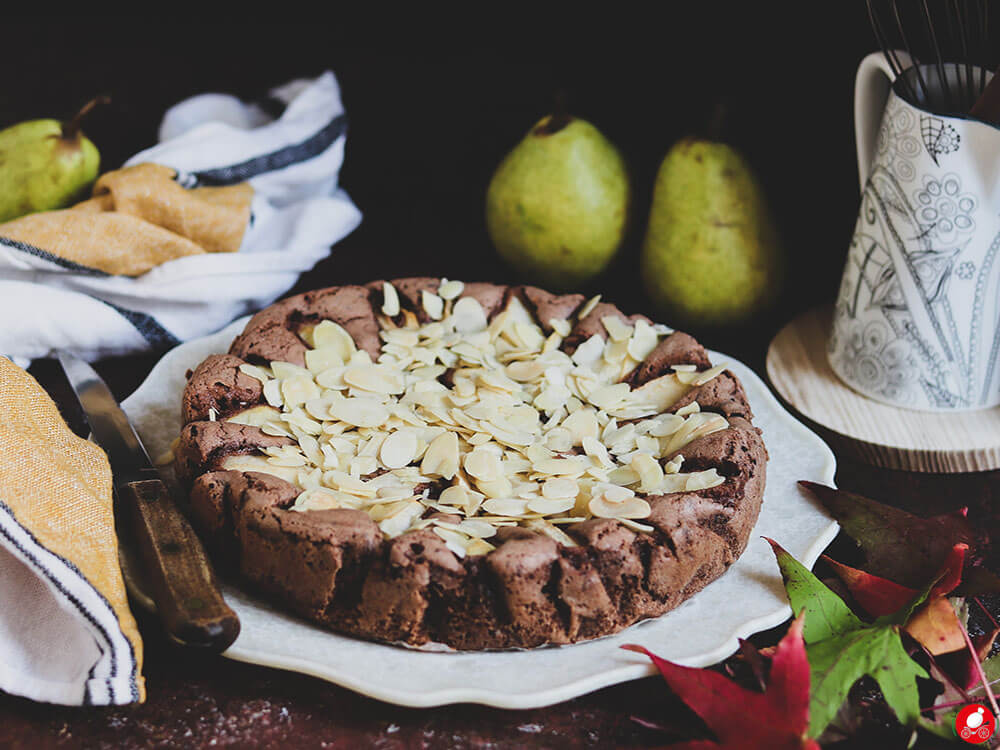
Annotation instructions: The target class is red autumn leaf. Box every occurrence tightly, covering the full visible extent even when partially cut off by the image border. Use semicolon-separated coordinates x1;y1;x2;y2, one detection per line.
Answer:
623;614;819;749
799;481;977;588
823;556;915;616
906;597;965;655
824;544;967;617
825;544;968;655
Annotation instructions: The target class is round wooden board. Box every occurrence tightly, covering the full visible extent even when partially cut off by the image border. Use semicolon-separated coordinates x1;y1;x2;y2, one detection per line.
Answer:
766;306;1000;473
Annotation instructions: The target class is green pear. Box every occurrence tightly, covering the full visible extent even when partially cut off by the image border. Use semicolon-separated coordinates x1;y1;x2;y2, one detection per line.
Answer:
641;137;781;326
0;98;105;223
486;114;629;288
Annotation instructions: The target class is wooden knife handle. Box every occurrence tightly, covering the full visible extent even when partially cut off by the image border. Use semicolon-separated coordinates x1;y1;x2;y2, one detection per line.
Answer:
118;477;240;652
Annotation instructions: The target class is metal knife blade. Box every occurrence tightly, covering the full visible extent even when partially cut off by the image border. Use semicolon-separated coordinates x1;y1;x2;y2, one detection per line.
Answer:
57;352;240;652
57;353;155;484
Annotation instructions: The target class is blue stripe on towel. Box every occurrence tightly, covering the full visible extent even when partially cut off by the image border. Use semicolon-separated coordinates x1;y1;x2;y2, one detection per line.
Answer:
0;500;140;704
0;237;110;277
101;300;181;350
193;113;347;185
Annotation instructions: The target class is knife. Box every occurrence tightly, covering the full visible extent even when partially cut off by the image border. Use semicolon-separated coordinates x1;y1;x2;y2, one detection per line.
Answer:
58;352;240;652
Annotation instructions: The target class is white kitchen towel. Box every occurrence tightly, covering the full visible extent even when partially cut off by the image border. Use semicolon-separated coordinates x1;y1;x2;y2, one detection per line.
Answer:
0;71;361;367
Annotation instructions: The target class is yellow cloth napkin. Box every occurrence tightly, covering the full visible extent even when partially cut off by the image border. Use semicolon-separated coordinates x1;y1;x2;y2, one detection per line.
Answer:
0;163;252;277
0;356;144;704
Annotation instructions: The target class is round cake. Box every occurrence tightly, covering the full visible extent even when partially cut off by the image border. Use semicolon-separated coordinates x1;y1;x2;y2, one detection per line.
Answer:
174;277;767;650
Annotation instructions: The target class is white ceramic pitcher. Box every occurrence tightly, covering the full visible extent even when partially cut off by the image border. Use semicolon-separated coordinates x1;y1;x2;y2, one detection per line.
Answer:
829;52;1000;411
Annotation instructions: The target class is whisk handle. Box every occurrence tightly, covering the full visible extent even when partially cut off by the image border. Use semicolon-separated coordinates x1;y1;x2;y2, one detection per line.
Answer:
855;51;913;192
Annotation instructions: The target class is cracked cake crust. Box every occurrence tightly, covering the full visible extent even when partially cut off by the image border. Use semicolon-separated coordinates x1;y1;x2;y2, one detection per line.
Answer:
175;278;767;650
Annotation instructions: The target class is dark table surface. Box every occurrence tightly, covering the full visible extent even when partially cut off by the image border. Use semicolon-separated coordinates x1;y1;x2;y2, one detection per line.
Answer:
3;12;1000;749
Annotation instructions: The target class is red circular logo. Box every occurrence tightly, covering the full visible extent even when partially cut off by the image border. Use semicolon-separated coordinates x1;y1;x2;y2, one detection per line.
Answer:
956;704;996;744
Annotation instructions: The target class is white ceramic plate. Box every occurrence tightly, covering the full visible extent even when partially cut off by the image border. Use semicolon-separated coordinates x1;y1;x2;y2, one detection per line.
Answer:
122;317;838;709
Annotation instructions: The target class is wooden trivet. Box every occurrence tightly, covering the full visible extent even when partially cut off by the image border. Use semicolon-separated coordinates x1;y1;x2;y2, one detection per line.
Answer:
766;306;1000;473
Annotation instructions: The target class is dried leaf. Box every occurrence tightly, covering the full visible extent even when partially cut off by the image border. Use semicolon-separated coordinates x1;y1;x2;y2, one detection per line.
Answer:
825;544;968;655
767;539;930;736
799;481;975;588
624;614;819;749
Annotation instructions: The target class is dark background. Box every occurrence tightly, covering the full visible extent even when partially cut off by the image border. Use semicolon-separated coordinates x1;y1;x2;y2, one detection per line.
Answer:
5;10;998;747
3;9;891;367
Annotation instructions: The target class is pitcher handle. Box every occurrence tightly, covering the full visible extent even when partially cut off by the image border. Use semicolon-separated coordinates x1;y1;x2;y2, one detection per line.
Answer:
854;50;913;192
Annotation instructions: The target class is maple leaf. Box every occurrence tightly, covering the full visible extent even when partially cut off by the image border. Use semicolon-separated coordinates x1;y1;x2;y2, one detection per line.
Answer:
623;614;819;749
824;544;968;655
767;539;930;737
799;481;976;588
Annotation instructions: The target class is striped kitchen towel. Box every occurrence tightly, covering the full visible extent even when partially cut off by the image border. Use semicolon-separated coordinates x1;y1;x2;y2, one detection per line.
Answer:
0;355;144;705
0;71;361;367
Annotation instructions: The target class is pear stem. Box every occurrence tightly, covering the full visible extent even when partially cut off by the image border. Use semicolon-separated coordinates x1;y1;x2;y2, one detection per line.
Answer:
535;90;572;136
62;95;110;141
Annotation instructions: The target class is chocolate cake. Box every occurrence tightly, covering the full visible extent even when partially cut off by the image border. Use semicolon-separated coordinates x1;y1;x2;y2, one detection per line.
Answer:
174;278;767;650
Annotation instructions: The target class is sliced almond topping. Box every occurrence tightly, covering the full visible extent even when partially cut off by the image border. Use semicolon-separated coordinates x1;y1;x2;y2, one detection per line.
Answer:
601;316;633;342
379;500;426;537
238;363;272;384
221;454;300;485
627;320;659;362
438;278;465;301
380;430;418;469
344;363;406;395
215;279;732;542
541;477;578;499
263;379;284;408
631;453;664;493
421;431;460;478
465;538;497;556
421;290;444;320
526;496;576;515
328;398;390;428
464;446;503;481
482;497;529;516
577;294;602;320
432;526;469;557
226;405;280;427
589;493;651;519
549;318;571;337
312;320;358;361
382;282;401;317
523;518;578;547
281;374;320;409
452;296;488;333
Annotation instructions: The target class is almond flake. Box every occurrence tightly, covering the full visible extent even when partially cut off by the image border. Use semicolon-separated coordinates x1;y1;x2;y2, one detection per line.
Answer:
601;316;633;342
438;278;465;300
482;497;529;516
466;539;496;555
549;318;571;337
382;283;401;317
312;320;357;361
380;430;418;469
526;496;576;515
263;379;284;407
541;477;578;499
422;290;444;320
627;320;659;362
421;432;460;478
452;297;488;333
238;363;272;383
577;294;602;320
589;494;651;519
464;447;503;481
328;398;389;428
571;335;604;367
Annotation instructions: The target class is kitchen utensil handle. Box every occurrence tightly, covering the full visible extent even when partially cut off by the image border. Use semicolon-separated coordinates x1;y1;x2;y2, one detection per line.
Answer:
854;50;913;192
119;477;240;652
